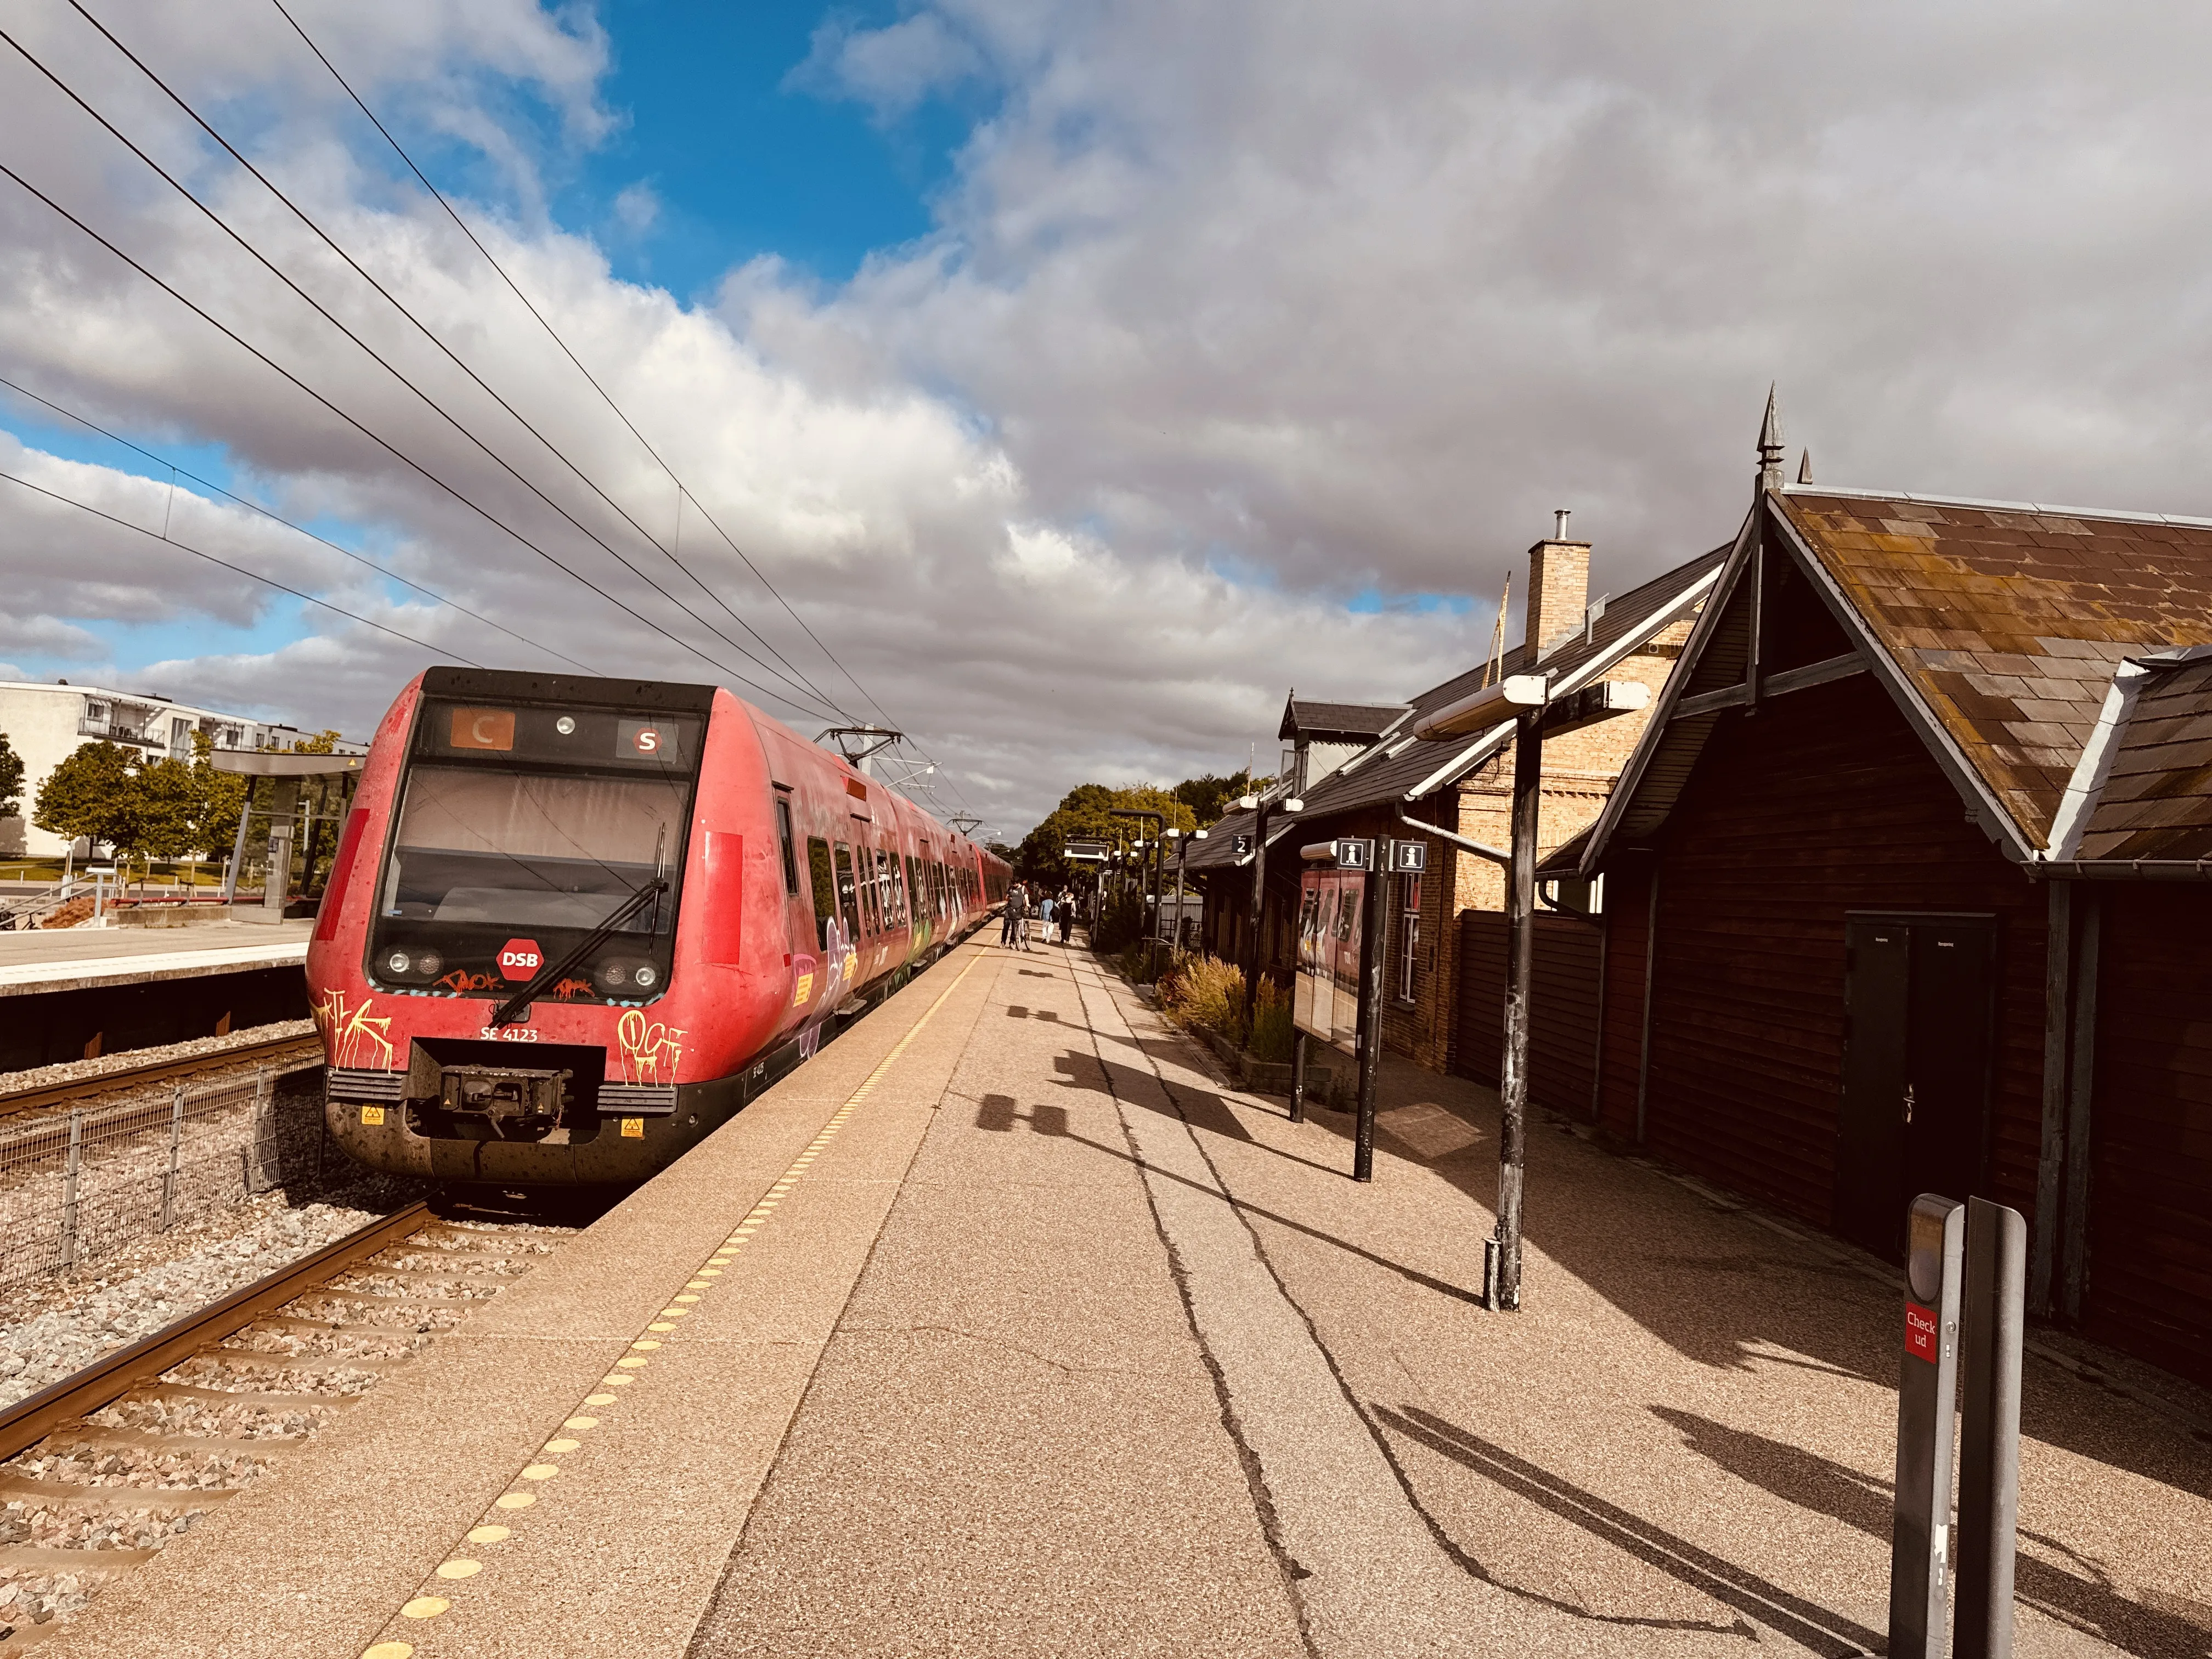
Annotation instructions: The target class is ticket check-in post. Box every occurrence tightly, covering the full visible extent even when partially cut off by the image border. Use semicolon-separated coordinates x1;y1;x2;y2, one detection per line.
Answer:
1892;1196;1965;1653
1891;1193;2028;1658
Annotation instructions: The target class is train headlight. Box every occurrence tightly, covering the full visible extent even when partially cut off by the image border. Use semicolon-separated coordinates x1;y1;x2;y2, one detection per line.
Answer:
633;963;659;990
555;715;577;735
383;949;412;977
416;951;442;978
595;961;629;991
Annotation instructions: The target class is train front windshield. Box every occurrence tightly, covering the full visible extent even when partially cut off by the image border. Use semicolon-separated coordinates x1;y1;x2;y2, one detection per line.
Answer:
366;698;702;1000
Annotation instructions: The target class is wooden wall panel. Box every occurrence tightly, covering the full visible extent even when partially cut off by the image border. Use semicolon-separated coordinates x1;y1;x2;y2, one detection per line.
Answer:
1627;673;2049;1231
2086;885;2212;1385
1452;910;1604;1117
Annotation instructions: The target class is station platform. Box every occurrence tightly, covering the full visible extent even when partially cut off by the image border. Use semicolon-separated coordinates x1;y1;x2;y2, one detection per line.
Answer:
0;919;312;996
0;921;312;1071
49;933;2212;1658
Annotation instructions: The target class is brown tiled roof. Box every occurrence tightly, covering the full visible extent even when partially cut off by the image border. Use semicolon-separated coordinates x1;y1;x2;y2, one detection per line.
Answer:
1775;491;2212;844
2076;654;2212;862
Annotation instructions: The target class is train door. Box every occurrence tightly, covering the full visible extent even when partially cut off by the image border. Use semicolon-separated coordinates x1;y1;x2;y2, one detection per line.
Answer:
1834;912;1998;1257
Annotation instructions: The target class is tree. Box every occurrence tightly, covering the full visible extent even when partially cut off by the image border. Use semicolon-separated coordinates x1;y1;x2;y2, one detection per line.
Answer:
1015;782;1197;889
0;731;22;818
290;729;342;754
33;741;136;853
1172;769;1272;828
122;757;202;865
189;730;249;856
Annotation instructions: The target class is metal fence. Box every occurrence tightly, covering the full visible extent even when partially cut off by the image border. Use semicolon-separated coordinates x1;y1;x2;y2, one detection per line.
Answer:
0;1066;326;1293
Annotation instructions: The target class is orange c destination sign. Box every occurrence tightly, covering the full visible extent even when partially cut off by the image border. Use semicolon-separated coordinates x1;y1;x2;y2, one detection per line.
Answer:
452;707;516;751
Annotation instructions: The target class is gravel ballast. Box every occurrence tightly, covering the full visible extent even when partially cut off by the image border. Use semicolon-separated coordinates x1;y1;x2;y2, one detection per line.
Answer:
0;1193;397;1412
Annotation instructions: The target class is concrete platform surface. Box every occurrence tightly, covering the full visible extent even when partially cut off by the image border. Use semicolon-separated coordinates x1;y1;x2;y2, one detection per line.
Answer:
46;933;2212;1658
0;920;312;994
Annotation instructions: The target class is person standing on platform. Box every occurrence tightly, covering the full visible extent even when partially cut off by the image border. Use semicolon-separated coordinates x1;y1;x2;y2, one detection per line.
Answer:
1037;891;1056;947
1059;889;1077;946
1000;883;1021;947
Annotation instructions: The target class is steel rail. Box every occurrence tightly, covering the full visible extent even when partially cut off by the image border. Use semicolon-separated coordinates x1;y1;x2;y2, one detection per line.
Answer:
0;1035;322;1119
0;1201;431;1463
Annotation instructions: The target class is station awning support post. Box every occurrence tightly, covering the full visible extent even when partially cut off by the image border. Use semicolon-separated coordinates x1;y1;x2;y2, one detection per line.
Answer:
1353;860;1384;1182
1488;708;1543;1309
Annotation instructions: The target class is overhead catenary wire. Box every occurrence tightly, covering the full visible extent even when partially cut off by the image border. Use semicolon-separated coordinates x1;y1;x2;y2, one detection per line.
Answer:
0;373;596;675
51;0;850;724
266;0;976;806
0;466;473;663
4;19;844;726
0;160;847;726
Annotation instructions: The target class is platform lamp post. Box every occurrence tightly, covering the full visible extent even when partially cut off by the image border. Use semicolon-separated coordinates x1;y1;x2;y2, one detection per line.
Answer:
1237;791;1305;1032
1110;808;1166;975
1407;673;1548;1310
1167;828;1203;957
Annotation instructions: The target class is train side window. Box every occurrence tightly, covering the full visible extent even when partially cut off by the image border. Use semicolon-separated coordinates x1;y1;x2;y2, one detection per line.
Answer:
775;799;800;894
857;847;881;933
906;854;923;922
833;842;866;939
808;837;837;947
867;849;893;929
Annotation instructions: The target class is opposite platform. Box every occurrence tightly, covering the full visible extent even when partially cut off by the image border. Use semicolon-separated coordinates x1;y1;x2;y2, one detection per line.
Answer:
0;920;313;996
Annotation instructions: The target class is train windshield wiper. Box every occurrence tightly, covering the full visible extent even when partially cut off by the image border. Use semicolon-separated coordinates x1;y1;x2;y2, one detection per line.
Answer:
490;878;669;1029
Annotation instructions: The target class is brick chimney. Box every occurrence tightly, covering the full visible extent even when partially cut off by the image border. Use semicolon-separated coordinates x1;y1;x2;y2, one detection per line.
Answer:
1525;509;1592;658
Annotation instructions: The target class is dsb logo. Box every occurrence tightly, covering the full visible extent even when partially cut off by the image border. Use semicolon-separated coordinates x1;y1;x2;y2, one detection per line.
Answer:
498;939;544;981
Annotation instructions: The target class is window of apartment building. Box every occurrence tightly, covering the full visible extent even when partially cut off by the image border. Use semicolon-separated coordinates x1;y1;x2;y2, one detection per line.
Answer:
1395;873;1421;1005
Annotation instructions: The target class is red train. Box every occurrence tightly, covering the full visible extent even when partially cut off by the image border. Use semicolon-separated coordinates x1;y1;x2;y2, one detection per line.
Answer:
307;667;1007;1188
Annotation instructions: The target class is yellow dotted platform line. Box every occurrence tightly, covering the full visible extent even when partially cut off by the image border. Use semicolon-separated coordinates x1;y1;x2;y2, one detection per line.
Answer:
360;946;988;1659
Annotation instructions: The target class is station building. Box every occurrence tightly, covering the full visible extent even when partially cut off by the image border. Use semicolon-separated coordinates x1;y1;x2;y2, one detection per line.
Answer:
0;679;319;857
1180;519;1722;1075
1568;472;2212;1387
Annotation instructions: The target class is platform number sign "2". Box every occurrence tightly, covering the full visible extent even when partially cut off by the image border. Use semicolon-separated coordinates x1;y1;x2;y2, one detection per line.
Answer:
498;939;543;982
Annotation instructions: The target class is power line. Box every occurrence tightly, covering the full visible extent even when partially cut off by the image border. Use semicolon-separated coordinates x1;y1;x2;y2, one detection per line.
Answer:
7;19;845;725
0;373;596;674
0;161;850;728
0;465;475;662
265;0;969;782
53;0;851;721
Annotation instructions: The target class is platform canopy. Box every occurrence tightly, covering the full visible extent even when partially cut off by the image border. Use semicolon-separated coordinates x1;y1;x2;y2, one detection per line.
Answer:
207;750;365;777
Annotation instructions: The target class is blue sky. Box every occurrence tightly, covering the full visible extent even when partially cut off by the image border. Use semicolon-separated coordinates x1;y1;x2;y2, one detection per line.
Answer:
564;0;974;296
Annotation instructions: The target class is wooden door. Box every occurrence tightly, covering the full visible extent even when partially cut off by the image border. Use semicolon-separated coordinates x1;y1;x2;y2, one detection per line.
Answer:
1835;913;1997;1257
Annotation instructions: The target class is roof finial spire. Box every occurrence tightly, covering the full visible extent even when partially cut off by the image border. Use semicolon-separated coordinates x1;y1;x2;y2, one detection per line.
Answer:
1796;448;1813;484
1757;383;1786;492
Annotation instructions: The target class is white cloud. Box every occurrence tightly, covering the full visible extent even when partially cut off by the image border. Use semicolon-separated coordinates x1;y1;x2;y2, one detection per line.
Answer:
610;179;659;237
793;11;986;121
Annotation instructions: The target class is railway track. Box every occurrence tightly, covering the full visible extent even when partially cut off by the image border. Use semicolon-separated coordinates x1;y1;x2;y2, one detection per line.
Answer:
0;1201;569;1647
0;1035;324;1122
